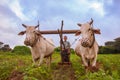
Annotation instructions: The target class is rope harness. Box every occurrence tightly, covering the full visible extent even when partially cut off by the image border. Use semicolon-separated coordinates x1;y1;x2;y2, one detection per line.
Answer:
70;23;95;48
31;33;55;47
70;36;81;47
88;23;95;48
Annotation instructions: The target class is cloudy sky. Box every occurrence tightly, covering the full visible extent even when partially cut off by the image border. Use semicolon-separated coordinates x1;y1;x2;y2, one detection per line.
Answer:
0;0;120;48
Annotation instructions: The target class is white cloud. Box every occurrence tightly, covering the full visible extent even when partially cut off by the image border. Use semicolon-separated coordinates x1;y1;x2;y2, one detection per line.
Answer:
0;14;17;33
0;0;39;21
8;0;29;21
90;2;105;16
0;0;29;21
0;0;8;6
65;0;106;17
27;9;38;19
0;11;24;48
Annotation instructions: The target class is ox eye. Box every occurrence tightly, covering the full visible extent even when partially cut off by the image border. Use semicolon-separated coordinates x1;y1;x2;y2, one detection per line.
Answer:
88;28;90;31
91;33;93;36
33;31;36;33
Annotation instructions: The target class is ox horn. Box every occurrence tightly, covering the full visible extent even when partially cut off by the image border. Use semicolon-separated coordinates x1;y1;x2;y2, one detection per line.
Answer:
22;24;27;28
77;23;82;27
35;20;39;29
89;18;93;25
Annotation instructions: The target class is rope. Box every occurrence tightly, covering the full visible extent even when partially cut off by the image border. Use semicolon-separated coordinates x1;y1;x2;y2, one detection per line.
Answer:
70;36;81;47
89;22;95;48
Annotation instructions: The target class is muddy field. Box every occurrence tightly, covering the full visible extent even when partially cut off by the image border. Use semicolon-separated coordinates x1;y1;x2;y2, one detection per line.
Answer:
0;51;120;80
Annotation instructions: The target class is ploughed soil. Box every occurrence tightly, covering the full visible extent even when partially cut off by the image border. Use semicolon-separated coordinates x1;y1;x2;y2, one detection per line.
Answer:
86;62;102;72
52;64;77;80
8;70;24;80
8;64;76;80
8;61;101;80
8;60;25;80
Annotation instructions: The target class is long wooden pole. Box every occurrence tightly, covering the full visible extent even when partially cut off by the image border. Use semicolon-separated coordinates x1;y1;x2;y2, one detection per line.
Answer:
59;20;64;63
39;30;79;34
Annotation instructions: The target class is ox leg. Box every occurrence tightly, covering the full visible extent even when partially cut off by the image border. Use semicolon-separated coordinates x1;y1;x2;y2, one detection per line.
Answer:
92;45;98;67
49;55;52;67
38;54;44;66
92;56;97;67
31;56;36;66
91;56;99;72
46;57;49;67
81;55;88;67
32;58;36;65
46;55;52;67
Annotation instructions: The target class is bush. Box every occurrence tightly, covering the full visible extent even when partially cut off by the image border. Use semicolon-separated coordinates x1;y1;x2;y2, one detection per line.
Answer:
12;46;31;54
70;48;75;54
54;47;75;54
54;47;60;52
99;46;117;54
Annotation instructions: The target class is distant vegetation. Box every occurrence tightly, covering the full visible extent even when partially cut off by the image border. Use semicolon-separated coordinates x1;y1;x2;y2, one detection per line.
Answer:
0;42;11;52
99;37;120;54
12;46;31;54
54;47;75;54
0;37;120;54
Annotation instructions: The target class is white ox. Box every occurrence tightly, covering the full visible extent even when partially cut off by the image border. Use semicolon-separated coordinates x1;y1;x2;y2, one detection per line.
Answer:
75;19;101;70
18;24;55;66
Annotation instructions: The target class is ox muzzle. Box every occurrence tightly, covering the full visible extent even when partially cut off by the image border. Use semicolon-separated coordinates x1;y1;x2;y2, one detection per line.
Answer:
81;38;90;47
24;40;31;46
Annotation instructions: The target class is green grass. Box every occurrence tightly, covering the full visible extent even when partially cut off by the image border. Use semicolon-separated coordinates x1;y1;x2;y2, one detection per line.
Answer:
0;51;120;80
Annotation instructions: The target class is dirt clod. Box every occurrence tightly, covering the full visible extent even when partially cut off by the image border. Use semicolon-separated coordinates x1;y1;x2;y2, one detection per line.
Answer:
8;70;24;80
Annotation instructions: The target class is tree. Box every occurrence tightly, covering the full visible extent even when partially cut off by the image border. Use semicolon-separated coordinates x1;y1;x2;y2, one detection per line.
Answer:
12;46;31;54
103;37;120;53
114;37;120;52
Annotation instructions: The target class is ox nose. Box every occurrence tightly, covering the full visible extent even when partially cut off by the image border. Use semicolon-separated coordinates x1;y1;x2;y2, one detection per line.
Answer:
24;40;30;46
81;38;89;47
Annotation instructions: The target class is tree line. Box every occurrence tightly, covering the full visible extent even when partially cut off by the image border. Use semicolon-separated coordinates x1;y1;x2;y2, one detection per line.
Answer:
0;37;120;54
99;37;120;54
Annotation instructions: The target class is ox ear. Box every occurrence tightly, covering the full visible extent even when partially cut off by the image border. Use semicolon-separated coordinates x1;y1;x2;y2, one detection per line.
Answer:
18;31;26;35
22;24;27;28
75;31;81;36
93;29;101;34
77;23;82;27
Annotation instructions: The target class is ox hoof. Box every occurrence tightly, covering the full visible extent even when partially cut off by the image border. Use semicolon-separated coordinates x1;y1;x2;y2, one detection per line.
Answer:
93;66;99;71
38;64;41;67
32;63;39;68
32;63;36;67
85;66;90;73
85;66;88;69
89;66;99;72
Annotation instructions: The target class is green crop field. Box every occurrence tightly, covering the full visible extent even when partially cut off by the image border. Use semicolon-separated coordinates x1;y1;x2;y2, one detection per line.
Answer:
0;51;120;80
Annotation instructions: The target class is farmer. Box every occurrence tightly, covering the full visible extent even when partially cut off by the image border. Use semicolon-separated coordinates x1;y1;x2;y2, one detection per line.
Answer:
62;35;71;62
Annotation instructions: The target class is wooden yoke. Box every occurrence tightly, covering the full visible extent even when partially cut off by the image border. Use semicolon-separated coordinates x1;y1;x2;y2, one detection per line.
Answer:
40;30;79;34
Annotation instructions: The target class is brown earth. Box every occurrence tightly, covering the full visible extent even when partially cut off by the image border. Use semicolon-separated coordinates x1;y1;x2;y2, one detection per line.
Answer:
7;61;101;80
53;64;77;80
85;62;102;72
8;70;24;80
